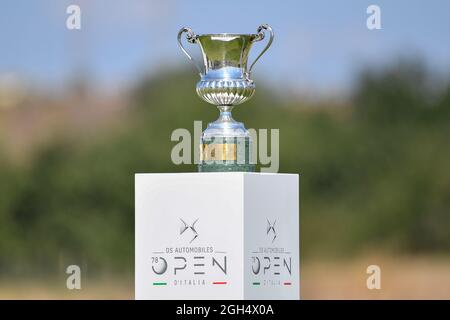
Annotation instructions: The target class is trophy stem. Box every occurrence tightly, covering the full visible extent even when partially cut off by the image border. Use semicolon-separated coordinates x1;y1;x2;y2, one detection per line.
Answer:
218;105;233;112
216;105;235;125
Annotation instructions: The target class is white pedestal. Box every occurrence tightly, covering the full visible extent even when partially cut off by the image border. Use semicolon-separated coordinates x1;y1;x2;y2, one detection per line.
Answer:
135;173;300;300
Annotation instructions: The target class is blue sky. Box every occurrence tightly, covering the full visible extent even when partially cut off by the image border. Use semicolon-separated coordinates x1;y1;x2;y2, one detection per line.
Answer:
0;0;449;95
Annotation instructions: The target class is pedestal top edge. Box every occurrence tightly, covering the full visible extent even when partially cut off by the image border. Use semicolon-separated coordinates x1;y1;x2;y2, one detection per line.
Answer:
135;172;299;177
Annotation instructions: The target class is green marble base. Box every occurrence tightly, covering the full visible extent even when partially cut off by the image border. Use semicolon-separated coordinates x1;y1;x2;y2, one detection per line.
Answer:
198;163;255;172
199;136;254;172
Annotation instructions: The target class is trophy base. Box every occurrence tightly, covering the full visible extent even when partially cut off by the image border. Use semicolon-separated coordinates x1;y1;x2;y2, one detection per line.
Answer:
199;136;254;172
198;106;254;172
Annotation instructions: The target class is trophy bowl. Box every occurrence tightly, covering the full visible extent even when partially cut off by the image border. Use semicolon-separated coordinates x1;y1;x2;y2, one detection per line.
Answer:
178;24;274;172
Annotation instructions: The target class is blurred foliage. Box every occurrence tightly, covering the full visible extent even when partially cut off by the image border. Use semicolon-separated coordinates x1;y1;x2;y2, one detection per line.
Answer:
0;60;449;277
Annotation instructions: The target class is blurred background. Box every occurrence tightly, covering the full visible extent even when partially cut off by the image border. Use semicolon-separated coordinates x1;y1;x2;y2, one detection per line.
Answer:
1;0;450;299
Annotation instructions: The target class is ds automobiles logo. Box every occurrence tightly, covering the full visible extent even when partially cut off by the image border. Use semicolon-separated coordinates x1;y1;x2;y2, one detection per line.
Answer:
180;218;199;243
266;219;277;243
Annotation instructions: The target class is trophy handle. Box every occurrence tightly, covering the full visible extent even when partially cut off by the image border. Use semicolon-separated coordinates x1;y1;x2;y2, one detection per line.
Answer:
177;27;203;76
248;24;274;75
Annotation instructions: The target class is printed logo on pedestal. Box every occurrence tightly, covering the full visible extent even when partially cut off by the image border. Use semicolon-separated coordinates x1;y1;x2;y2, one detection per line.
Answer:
150;218;229;287
251;218;293;287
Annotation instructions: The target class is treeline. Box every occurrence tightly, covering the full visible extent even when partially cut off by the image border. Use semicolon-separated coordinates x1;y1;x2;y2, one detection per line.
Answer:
0;60;449;277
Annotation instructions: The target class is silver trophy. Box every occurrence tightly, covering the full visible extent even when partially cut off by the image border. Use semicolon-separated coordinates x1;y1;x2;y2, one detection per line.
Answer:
178;24;274;172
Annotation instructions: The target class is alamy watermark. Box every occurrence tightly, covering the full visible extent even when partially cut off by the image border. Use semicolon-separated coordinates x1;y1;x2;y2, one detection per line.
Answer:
366;264;381;290
66;5;81;30
366;5;381;30
170;121;280;173
66;264;81;290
